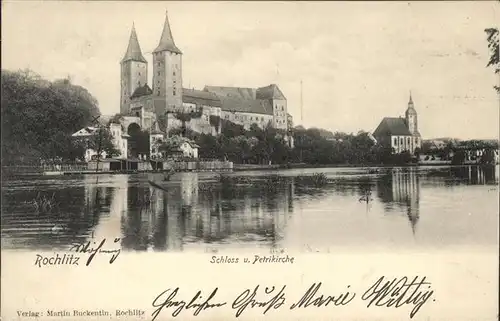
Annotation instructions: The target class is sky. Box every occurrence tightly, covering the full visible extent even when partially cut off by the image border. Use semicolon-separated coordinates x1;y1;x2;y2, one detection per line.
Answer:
2;1;499;140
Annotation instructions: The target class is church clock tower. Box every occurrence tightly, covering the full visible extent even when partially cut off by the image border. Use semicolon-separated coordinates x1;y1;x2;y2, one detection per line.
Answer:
405;92;418;135
120;24;148;115
152;10;183;114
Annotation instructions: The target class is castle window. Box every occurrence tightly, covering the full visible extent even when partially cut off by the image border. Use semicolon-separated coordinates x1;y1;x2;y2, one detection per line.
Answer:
173;71;176;76
173;89;176;96
400;138;403;144
157;91;160;96
394;137;397;145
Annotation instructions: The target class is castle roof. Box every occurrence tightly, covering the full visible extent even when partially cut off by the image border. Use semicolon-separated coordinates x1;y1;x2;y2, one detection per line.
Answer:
219;96;273;115
131;84;153;99
153;10;182;54
121;24;147;63
203;84;287;101
203;85;276;115
373;117;412;137
204;86;256;100
182;88;222;107
256;84;286;100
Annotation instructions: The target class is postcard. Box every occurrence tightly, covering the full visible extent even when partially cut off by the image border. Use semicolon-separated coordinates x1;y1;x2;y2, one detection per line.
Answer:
1;1;499;321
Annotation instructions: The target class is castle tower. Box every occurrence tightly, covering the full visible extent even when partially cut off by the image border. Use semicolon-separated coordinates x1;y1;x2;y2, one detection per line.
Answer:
120;24;148;115
405;92;418;135
152;10;183;113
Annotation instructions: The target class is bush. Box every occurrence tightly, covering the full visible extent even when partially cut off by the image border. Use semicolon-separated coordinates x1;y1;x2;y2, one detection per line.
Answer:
295;173;329;187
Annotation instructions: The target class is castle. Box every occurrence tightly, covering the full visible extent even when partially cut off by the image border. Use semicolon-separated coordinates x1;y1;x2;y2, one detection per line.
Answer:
372;93;422;154
117;10;293;156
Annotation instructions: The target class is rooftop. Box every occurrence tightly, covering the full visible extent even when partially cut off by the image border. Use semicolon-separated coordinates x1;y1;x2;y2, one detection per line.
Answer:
121;24;147;63
204;86;256;100
182;88;222;107
219;96;273;115
131;84;153;99
153;10;182;54
256;84;286;100
373;117;412;136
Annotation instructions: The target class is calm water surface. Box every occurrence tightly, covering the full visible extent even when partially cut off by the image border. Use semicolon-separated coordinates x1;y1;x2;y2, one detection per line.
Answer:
1;165;498;252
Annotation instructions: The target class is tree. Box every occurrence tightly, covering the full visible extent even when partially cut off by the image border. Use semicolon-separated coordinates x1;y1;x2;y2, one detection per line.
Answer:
221;119;245;137
414;147;422;159
93;128;121;158
72;128;120;160
485;28;499;93
1;69;101;164
209;115;221;133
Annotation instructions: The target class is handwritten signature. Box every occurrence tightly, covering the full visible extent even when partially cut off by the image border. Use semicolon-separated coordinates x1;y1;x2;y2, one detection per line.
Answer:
361;276;434;318
69;238;121;266
151;276;434;320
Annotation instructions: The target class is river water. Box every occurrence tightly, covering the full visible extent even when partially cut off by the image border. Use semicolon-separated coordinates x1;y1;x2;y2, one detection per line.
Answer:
1;165;498;253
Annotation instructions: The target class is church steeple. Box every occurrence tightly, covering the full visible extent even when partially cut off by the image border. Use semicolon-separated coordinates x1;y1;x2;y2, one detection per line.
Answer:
408;91;414;107
121;23;147;63
153;10;182;54
405;91;418;136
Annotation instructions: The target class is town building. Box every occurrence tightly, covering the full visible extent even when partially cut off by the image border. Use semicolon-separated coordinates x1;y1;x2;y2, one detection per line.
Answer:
71;123;129;161
373;93;422;154
116;10;293;157
150;135;199;160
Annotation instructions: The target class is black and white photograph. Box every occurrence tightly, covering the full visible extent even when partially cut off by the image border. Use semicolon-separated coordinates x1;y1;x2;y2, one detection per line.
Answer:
1;1;498;321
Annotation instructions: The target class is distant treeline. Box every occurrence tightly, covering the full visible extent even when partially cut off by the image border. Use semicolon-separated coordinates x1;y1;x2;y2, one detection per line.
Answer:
174;122;405;166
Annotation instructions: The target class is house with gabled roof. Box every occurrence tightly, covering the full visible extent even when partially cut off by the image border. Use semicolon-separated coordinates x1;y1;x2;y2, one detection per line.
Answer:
373;94;422;154
71;122;130;161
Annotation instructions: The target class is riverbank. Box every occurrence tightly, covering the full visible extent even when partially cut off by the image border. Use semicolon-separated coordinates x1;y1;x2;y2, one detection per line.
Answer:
232;161;496;171
1;159;233;178
3;160;496;178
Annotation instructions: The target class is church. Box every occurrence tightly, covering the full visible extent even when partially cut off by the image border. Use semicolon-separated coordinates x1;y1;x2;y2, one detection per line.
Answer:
116;10;293;155
372;94;422;154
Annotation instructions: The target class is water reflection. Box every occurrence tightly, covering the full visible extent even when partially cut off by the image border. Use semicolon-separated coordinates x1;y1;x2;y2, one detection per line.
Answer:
1;165;497;251
376;169;420;234
425;165;498;185
117;174;295;251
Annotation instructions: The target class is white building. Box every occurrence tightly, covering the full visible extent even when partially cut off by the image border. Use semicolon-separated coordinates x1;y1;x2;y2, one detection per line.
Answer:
373;93;422;154
71;124;129;162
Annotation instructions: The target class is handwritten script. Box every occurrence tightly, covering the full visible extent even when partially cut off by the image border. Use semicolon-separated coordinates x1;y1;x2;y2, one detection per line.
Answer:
69;238;121;266
151;276;434;320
